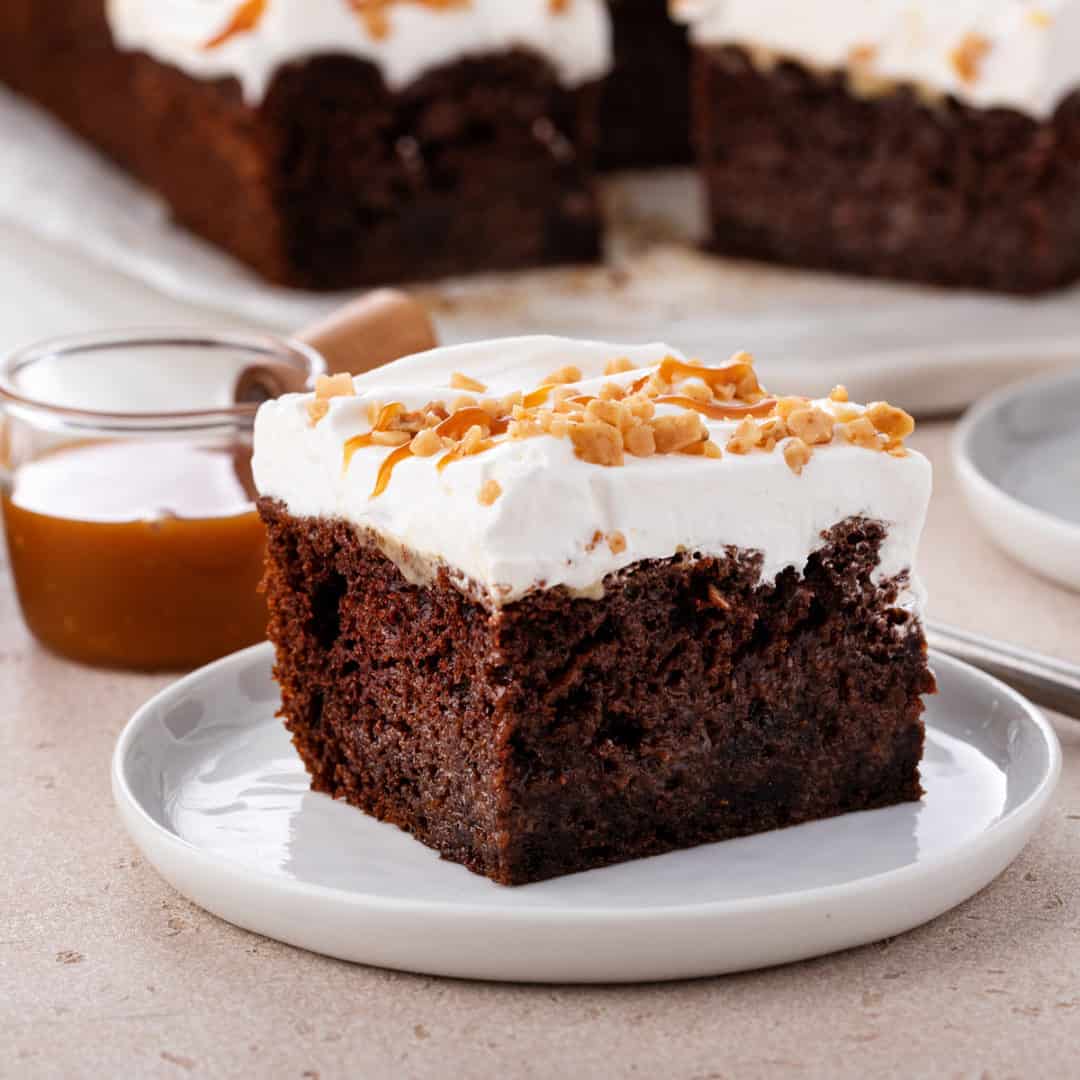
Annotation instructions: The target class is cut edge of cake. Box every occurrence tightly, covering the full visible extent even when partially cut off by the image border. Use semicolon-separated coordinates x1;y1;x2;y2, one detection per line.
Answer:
254;337;935;885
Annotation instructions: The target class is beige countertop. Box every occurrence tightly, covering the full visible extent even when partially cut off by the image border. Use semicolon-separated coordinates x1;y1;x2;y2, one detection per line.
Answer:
3;418;1079;1080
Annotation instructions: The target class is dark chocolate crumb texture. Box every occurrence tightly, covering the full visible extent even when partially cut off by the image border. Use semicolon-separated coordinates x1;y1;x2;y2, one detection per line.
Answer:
676;3;1080;293
254;338;935;885
0;1;612;288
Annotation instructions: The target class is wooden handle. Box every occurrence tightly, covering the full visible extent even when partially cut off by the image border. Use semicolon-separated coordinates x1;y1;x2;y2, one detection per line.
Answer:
297;289;438;376
233;289;439;405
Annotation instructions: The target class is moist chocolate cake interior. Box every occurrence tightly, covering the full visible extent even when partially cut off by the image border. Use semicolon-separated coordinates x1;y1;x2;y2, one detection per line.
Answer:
260;497;933;886
694;45;1080;294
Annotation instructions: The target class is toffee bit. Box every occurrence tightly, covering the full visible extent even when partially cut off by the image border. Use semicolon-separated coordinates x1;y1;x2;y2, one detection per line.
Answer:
726;418;762;456
371;430;411;447
865;402;916;447
316;373;355;398
544;364;583;386
349;0;470;42
204;0;267;49
625;423;656;458
570;421;624;467
839;416;884;450
307;372;356;425
604;356;635;376
783;437;812;476
651;412;707;454
450;371;487;393
478;479;502;507
585;398;625;428
410;429;443;457
786;406;835;447
950;32;992;85
607;531;627;555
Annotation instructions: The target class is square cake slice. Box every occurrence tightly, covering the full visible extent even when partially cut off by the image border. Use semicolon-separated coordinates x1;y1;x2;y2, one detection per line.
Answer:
1;1;609;289
676;0;1080;293
254;337;935;885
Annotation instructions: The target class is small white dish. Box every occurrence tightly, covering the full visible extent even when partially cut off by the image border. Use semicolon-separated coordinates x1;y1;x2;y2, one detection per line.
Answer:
954;369;1080;591
112;643;1060;984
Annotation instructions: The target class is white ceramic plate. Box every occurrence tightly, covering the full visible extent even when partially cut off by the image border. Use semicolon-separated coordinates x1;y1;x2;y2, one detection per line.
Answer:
954;369;1080;591
112;643;1060;984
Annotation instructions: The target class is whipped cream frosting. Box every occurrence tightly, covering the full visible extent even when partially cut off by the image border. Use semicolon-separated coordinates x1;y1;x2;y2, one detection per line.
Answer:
106;0;612;102
674;0;1080;117
253;337;932;611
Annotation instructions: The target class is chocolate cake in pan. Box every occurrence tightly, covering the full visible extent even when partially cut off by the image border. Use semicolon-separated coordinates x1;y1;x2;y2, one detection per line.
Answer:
1;1;612;288
676;0;1080;293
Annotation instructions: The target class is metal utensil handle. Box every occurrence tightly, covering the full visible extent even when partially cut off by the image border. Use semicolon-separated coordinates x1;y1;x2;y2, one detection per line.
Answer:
927;620;1080;720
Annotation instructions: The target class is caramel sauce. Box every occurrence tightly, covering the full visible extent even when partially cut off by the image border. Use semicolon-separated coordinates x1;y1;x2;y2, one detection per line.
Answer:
349;0;470;40
435;407;509;441
204;0;267;48
371;444;415;497
2;439;266;671
343;401;405;470
431;408;511;475
340;359;773;498
655;395;778;420
656;355;758;393
435;445;468;474
522;385;554;409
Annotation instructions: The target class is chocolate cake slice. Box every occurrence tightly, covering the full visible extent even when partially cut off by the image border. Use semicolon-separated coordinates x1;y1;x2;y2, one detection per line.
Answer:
0;1;610;288
254;337;935;886
676;0;1080;293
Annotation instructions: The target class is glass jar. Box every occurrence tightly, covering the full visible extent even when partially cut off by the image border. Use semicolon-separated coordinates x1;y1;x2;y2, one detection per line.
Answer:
0;329;324;671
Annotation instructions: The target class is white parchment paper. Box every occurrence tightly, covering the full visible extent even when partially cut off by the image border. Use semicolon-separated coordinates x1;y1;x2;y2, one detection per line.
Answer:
2;87;1078;413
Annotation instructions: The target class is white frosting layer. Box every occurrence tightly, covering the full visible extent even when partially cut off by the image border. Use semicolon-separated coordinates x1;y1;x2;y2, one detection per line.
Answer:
253;337;932;611
106;0;612;101
674;0;1080;117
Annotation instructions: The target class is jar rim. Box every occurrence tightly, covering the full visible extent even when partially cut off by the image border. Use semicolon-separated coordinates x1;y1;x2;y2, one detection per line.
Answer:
0;327;326;431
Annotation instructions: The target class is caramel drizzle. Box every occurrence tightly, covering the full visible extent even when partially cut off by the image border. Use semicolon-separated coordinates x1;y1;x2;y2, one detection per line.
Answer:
347;0;470;41
341;356;784;499
522;385;554;409
655;396;778;421
434;410;510;474
343;402;405;469
434;407;509;442
371;444;414;497
204;0;267;48
203;0;473;49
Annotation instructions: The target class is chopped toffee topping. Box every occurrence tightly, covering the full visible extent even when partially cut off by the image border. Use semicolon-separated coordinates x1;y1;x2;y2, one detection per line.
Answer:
319;352;916;496
348;0;470;40
205;0;476;48
305;372;356;425
204;0;266;49
449;371;487;393
950;32;992;85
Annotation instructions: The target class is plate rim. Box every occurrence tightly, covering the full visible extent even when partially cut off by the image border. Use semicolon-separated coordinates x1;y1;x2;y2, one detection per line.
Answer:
953;366;1080;543
112;642;1062;924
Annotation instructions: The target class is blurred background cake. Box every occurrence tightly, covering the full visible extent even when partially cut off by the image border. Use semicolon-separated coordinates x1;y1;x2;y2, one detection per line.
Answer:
0;1;614;288
675;0;1080;293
